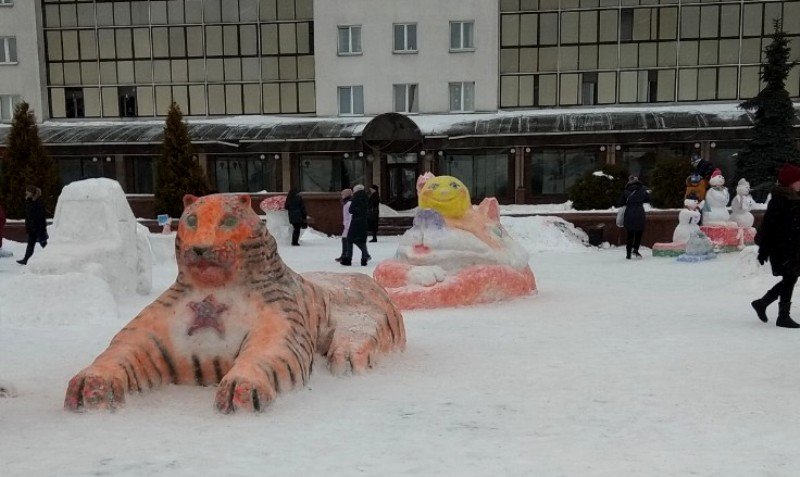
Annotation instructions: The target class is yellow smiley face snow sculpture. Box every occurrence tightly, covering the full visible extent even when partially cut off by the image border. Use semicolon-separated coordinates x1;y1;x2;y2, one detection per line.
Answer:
418;176;471;219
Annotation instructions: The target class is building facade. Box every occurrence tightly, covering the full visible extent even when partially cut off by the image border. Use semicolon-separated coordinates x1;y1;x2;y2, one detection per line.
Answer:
41;0;315;118
0;0;47;122
0;1;798;216
499;0;800;107
313;0;499;116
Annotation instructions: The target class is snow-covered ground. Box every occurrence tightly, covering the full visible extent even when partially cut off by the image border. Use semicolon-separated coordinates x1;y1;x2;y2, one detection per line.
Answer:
1;219;798;476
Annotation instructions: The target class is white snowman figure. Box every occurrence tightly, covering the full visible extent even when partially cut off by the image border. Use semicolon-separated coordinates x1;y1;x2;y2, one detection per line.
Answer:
730;178;755;228
702;169;731;225
673;198;702;244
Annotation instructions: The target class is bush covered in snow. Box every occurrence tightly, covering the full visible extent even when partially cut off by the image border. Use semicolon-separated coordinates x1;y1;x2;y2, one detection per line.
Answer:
568;164;628;210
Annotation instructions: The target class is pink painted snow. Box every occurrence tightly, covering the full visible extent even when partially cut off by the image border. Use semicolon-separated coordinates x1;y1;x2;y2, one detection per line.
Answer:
0;218;797;476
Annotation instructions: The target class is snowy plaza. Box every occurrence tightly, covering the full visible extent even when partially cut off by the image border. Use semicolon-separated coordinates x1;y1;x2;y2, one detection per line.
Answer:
1;216;798;476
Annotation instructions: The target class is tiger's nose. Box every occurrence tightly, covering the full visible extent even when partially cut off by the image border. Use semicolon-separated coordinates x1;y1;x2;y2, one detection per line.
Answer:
192;246;211;257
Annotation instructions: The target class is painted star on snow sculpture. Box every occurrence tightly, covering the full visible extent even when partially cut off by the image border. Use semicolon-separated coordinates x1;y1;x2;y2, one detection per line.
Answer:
187;295;229;337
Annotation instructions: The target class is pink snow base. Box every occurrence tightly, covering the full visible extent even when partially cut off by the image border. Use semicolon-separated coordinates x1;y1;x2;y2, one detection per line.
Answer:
700;225;755;250
374;261;536;310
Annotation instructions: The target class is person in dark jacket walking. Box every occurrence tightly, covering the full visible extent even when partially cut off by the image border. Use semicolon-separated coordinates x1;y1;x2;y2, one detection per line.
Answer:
17;185;48;265
367;184;380;242
751;163;800;328
346;184;371;266
617;176;650;260
284;187;307;246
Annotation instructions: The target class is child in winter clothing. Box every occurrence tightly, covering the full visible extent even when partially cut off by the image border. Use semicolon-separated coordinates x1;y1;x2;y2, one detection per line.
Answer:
752;163;800;328
336;188;353;263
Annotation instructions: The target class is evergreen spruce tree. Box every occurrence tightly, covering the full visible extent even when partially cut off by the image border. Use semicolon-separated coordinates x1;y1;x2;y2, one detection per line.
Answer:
154;102;210;218
0;101;60;219
737;21;800;199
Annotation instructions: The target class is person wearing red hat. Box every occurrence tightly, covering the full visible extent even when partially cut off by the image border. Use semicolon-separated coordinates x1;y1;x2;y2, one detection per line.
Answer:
752;163;800;328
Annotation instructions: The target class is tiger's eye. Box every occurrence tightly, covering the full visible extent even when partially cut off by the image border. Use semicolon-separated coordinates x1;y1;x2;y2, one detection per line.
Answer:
186;214;198;228
450;182;459;188
221;216;238;228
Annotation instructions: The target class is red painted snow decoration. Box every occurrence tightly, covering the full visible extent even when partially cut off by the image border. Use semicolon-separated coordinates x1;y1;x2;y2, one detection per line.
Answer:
259;195;287;212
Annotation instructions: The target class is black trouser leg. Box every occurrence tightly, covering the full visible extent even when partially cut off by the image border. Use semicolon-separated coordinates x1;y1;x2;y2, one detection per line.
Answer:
22;233;37;262
291;224;301;245
632;231;643;253
626;231;634;257
343;238;353;260
353;240;369;264
779;275;798;305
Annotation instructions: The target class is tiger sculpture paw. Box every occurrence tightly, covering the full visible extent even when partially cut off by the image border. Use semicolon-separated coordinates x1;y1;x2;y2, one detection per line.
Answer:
65;194;405;414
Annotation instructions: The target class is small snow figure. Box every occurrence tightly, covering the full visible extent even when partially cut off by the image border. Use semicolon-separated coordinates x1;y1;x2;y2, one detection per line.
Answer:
677;230;716;262
702;169;731;225
0;380;18;398
673;198;702;244
730;178;755;228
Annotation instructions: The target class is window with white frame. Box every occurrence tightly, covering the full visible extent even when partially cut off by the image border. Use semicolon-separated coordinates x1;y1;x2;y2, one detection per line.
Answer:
0;37;17;63
449;21;474;51
0;95;21;122
338;25;362;55
393;23;417;53
0;0;14;6
449;82;475;112
338;86;364;115
393;84;419;113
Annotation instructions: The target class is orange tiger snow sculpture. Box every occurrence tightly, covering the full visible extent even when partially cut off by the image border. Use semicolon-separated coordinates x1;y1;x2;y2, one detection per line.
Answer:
65;194;405;413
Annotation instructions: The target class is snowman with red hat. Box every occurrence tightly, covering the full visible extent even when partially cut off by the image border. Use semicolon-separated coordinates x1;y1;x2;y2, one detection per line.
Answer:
702;168;732;226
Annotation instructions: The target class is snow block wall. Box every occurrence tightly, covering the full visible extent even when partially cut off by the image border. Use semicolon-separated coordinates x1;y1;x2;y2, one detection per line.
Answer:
28;178;153;296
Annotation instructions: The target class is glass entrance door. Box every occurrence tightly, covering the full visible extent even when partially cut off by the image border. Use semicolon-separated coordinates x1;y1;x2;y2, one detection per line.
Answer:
386;154;419;210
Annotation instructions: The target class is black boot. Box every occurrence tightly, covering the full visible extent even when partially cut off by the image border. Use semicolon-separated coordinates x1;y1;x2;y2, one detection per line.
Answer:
752;289;780;323
776;302;800;328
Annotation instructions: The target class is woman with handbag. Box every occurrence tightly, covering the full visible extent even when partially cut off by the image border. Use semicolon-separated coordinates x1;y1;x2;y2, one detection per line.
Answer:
617;176;650;260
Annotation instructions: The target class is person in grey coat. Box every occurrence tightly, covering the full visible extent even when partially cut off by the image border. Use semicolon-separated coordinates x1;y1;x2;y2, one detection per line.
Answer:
617;176;650;260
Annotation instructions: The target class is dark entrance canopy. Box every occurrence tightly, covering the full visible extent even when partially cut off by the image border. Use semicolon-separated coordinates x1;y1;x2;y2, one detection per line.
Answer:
361;112;423;153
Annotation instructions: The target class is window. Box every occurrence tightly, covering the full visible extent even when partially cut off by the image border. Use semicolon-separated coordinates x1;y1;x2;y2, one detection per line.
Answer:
393;84;418;113
529;148;603;195
0;95;20;122
65;88;85;118
300;154;366;192
130;157;155;194
0;37;17;63
0;0;13;6
647;70;658;103
213;156;280;193
338;86;364;115
394;23;417;52
450;21;474;51
620;9;633;41
443;153;509;202
449;82;475;112
581;73;597;105
118;87;137;118
338;25;362;55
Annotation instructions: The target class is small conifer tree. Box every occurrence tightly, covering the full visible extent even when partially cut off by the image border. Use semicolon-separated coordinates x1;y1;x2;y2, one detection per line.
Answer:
737;21;800;199
154;103;210;218
0;101;60;218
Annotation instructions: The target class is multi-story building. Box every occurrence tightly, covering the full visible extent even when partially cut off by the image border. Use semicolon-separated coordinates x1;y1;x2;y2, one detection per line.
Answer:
313;0;498;116
0;1;798;221
41;0;315;118
0;0;47;123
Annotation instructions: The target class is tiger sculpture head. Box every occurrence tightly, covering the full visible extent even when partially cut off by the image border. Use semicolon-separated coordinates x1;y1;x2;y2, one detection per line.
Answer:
178;194;274;287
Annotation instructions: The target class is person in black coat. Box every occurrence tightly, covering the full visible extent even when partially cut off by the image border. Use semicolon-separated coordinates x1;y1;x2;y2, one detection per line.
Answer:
345;184;371;266
617;176;650;260
367;184;380;242
284;187;307;246
752;164;800;328
17;185;48;265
